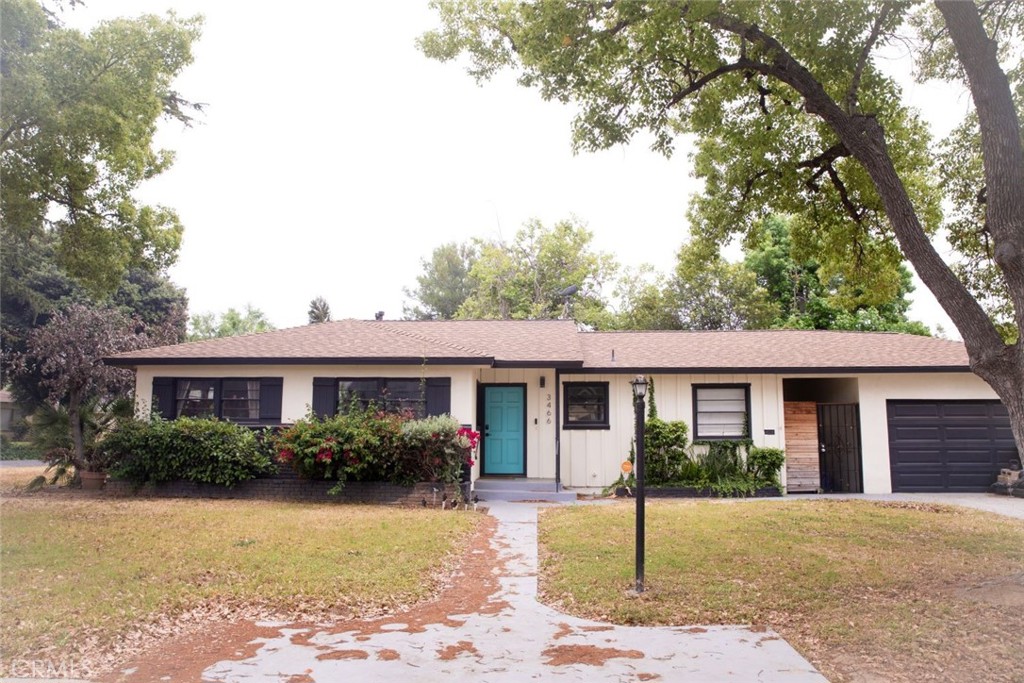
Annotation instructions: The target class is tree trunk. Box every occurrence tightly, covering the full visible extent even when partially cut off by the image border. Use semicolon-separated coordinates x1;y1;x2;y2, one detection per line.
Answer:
935;0;1024;468
68;390;87;474
712;4;1024;473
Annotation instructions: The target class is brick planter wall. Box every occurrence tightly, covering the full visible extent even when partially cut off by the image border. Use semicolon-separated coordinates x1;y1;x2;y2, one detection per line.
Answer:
104;464;463;507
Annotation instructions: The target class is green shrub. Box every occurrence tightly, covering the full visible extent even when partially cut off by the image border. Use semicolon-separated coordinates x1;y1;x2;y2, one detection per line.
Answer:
273;410;479;491
103;417;275;487
643;417;690;485
747;446;786;488
696;440;745;482
273;408;405;487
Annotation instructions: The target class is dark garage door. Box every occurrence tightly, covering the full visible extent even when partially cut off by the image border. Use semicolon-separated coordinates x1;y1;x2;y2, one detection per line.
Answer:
887;400;1017;492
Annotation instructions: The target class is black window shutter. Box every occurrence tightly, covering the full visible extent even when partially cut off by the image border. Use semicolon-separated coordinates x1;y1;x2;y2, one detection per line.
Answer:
425;377;451;416
312;377;338;417
260;377;283;423
152;377;176;419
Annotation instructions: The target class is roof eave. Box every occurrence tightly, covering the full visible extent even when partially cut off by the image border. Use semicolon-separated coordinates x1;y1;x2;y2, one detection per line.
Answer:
103;356;495;367
571;365;972;374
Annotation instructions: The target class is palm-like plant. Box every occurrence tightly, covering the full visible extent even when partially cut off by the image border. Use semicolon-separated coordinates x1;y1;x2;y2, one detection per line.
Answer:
308;296;332;324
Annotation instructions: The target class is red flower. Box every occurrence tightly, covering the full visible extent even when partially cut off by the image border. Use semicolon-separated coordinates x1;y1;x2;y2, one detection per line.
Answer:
279;449;294;462
457;427;481;450
316;449;332;463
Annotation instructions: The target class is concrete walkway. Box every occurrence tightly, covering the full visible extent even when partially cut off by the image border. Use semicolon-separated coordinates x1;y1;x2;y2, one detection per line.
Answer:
201;502;826;682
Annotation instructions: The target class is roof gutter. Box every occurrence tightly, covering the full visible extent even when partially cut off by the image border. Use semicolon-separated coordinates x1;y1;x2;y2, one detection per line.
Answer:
565;365;972;374
103;356;496;368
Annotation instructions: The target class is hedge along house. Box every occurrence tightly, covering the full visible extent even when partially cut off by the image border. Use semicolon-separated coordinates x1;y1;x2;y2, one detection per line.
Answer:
106;319;1016;495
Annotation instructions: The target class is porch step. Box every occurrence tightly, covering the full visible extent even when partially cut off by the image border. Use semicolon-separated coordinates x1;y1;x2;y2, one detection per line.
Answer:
473;478;578;503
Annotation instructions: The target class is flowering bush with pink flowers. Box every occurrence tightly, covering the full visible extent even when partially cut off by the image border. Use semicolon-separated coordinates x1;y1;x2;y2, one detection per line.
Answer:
273;409;479;490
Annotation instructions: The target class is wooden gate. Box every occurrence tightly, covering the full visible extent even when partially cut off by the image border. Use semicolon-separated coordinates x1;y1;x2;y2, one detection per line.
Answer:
784;401;819;492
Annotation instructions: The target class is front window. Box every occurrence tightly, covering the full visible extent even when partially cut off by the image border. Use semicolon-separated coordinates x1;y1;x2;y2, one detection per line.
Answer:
174;379;260;422
693;384;750;439
176;380;216;418
564;382;610;429
220;380;261;421
339;378;426;418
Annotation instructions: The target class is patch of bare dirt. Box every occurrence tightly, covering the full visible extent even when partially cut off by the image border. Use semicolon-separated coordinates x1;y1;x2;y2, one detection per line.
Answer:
101;515;500;682
315;649;368;661
541;645;644;667
436;640;480;661
957;572;1024;607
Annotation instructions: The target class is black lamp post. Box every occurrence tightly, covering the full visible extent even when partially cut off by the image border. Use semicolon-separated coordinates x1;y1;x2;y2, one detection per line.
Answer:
630;375;648;593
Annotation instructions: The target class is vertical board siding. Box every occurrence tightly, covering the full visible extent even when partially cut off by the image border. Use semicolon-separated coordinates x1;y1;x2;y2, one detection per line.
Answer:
785;401;820;492
478;368;556;480
557;373;777;489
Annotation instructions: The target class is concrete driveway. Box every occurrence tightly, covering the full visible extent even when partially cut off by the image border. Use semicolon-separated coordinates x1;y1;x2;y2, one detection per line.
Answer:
194;501;826;683
824;492;1024;520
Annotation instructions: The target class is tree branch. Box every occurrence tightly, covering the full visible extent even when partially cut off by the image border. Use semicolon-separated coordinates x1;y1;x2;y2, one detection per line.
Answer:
665;59;756;107
697;6;1006;361
937;0;1024;334
845;3;893;114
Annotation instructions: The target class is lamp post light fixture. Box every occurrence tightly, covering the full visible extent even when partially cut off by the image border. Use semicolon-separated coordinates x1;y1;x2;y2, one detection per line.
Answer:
630;375;648;593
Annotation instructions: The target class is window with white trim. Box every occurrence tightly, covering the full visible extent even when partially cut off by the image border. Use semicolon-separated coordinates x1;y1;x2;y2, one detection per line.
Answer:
693;384;750;439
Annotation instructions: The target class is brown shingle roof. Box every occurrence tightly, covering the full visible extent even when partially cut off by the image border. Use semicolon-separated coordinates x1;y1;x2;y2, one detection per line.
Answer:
578;330;970;371
107;321;971;372
106;319;583;367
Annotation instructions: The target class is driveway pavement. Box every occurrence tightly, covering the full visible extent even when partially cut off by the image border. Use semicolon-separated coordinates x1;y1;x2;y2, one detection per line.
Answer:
196;501;826;682
823;492;1024;520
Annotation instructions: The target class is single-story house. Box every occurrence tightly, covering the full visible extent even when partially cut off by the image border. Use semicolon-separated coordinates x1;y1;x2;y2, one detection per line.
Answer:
105;319;1018;494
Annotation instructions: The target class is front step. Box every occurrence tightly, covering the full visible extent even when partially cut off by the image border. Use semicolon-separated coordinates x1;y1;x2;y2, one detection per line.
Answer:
473;478;578;503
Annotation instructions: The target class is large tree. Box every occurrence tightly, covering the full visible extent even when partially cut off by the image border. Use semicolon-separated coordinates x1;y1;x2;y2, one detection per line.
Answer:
403;241;478;320
15;304;176;473
422;1;1024;453
673;238;780;330
744;215;929;333
1;229;187;408
457;218;618;327
1;0;201;296
188;305;275;341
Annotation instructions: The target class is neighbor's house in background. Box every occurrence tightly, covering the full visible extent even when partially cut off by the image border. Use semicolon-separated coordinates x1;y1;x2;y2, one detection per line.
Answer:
0;389;25;439
105;320;1015;495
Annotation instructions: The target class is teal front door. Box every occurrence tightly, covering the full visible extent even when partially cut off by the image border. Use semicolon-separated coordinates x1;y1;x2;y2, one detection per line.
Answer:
483;386;525;475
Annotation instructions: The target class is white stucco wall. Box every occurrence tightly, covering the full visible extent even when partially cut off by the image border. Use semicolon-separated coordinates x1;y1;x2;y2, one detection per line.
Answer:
855;372;998;493
132;365;1001;494
134;364;487;478
134;364;481;423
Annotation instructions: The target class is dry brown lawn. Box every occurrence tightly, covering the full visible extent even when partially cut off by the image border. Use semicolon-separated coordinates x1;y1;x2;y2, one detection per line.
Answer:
539;498;1024;683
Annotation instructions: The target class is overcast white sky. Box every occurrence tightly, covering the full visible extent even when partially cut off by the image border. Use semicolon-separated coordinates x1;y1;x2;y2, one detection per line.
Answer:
64;1;973;337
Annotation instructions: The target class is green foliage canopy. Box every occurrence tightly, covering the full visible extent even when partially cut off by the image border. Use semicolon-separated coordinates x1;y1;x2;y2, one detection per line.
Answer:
420;0;1021;353
403;241;478;320
458;218;618;327
0;0;202;296
188;305;275;341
